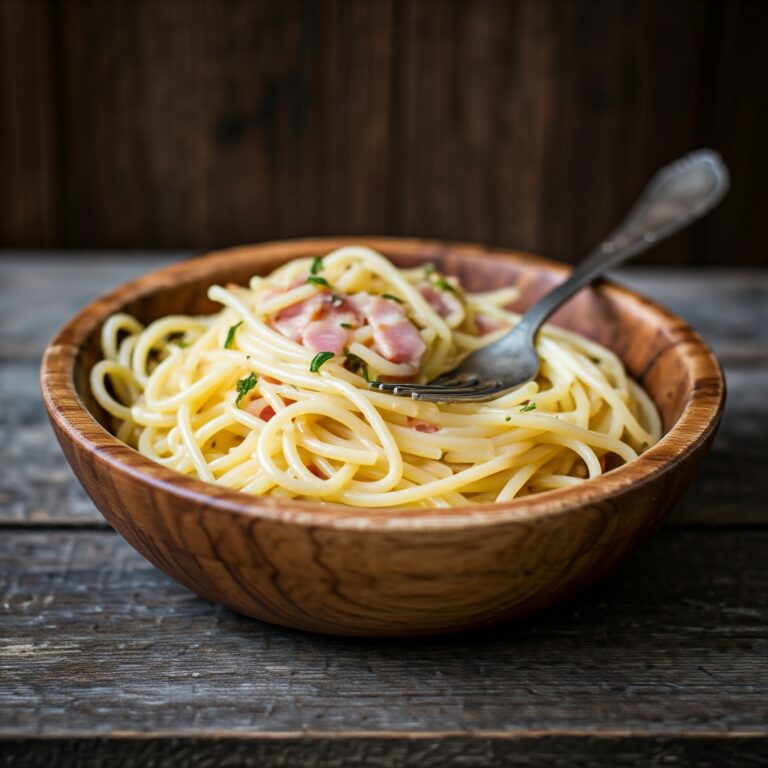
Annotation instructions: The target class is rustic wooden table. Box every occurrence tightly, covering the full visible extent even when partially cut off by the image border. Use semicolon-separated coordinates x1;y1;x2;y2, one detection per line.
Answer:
1;254;766;767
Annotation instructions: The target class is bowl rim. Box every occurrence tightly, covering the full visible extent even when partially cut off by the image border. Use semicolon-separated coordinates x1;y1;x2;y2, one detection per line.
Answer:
40;236;725;532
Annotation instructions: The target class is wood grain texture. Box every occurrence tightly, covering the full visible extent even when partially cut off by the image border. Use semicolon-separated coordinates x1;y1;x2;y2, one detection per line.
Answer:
1;530;766;736
0;0;59;246
1;0;767;266
38;238;725;635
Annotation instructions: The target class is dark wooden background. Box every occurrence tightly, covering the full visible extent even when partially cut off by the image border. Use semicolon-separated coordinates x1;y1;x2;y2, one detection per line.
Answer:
1;0;766;265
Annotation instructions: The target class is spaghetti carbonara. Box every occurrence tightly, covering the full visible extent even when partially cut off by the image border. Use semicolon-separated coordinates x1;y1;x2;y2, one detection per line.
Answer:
91;246;660;508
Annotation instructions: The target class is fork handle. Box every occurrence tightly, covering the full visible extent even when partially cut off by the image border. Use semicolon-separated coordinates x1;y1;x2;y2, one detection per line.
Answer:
516;149;730;339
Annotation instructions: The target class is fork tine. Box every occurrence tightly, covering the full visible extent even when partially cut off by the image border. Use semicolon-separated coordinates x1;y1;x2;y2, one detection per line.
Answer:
370;377;480;394
410;382;507;402
426;372;479;388
397;382;489;396
369;376;509;402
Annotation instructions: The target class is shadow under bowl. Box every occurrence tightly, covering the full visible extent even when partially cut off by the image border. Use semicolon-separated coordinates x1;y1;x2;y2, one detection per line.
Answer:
40;237;724;636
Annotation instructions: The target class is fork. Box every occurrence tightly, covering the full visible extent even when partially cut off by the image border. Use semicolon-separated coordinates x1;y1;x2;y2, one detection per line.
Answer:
370;149;729;402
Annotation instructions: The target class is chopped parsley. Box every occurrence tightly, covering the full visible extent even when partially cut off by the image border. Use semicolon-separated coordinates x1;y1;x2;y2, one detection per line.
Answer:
382;293;403;303
344;349;370;381
224;320;243;349
504;416;511;422
307;275;331;289
520;401;537;412
433;277;458;295
172;338;189;348
340;322;354;329
235;372;258;407
310;351;335;372
423;263;436;275
310;256;324;275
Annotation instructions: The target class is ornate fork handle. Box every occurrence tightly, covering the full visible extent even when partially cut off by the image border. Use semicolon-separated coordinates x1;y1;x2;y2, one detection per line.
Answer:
517;149;730;340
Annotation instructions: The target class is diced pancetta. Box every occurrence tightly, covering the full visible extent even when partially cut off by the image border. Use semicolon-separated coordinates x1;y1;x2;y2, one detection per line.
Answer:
245;399;295;422
302;320;349;354
407;417;439;433
270;291;361;344
268;287;425;373
351;293;426;371
270;295;325;342
373;321;426;368
418;282;462;318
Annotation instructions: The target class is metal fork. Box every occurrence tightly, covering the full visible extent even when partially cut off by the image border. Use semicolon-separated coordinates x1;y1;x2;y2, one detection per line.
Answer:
370;148;730;402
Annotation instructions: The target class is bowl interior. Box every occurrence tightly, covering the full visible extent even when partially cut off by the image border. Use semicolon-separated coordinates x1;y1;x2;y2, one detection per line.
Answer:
72;240;696;440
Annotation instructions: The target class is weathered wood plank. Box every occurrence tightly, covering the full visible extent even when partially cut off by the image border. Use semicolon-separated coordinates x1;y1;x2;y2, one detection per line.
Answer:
615;269;768;365
2;733;767;768
0;0;59;247
1;530;766;737
4;1;768;268
0;254;183;361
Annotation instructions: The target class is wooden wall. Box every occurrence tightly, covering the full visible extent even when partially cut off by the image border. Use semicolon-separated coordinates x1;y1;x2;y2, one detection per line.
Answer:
0;0;766;265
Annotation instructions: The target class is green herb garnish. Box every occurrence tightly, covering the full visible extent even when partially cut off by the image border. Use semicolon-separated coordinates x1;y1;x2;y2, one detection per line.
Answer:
433;277;458;295
172;338;189;348
382;293;403;303
344;349;370;381
224;321;243;349
310;256;324;275
235;372;258;407
504;416;511;422
310;351;335;372
520;401;537;412
423;263;436;275
307;275;331;289
340;322;354;329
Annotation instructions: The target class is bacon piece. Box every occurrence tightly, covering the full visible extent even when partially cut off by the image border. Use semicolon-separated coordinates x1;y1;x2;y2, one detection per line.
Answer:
302;320;349;354
418;282;462;318
270;292;361;345
323;294;360;328
259;405;276;422
245;398;295;422
351;293;426;371
270;295;325;342
351;293;402;324
374;321;426;367
245;400;268;419
407;417;439;433
269;288;425;371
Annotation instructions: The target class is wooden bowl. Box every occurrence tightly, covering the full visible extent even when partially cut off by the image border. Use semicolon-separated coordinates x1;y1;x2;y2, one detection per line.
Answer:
40;238;724;636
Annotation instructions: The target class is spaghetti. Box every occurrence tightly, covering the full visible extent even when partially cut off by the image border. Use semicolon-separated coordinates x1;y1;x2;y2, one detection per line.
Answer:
90;246;661;508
